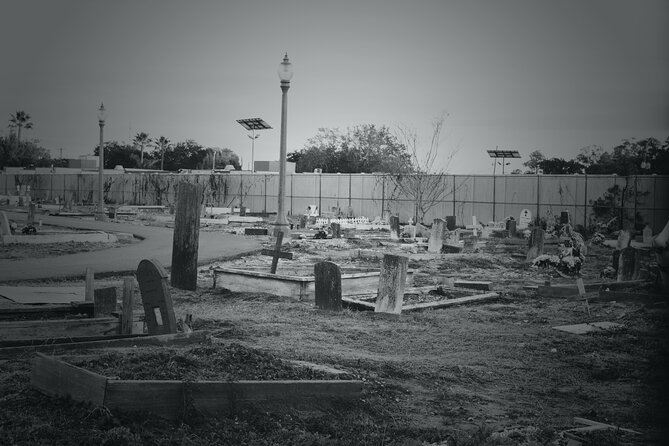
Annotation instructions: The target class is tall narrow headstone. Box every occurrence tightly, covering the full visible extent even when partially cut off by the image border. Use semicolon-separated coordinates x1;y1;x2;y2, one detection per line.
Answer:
171;182;203;290
617;247;640;281
642;225;653;245
331;222;342;239
616;230;632;250
137;258;178;335
389;216;400;240
27;202;36;226
375;254;408;314
0;211;11;236
526;227;545;261
428;218;445;253
314;261;342;311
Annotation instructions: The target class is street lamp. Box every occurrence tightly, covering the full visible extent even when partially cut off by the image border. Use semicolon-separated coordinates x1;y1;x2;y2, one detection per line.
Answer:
95;103;106;221
272;53;293;240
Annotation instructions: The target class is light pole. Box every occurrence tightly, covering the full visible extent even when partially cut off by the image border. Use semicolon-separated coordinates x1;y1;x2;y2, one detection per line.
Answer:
272;53;293;239
95;103;106;221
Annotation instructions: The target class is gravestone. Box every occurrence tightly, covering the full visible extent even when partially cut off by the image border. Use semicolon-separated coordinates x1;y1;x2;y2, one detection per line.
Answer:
617;247;640;281
389;216;401;240
375;254;408;314
506;218;517;237
331;222;342;238
560;210;570;226
27;202;36;226
405;224;416;239
526;227;545;261
171;182;203;291
518;209;532;229
642;225;653;245
415;222;428;237
0;211;11;235
462;235;478;253
428;218;445;253
314;261;342;311
445;216;456;231
299;214;308;229
94;287;117;318
137;258;178;335
617;230;632;250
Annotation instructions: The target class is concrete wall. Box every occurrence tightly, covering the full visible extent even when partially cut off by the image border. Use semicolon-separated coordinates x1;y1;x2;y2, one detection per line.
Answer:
1;171;668;231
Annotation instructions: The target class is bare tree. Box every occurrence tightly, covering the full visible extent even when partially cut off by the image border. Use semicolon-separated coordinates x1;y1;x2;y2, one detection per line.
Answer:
384;113;460;224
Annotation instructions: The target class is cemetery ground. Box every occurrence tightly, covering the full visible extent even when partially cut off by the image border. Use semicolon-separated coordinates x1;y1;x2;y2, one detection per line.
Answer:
0;224;667;446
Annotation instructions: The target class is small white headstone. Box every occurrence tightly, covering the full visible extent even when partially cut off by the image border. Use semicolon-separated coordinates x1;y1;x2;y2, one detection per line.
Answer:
518;209;532;229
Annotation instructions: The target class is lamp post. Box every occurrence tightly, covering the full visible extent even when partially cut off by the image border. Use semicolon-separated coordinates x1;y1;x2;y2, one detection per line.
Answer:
95;103;106;221
271;53;293;239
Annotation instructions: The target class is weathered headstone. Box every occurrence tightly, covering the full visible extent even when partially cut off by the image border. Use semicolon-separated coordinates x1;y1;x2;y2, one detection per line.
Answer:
137;258;178;335
428;218;445;253
0;211;11;235
171;182;203;291
518;209;532;229
299;214;308;229
389;215;400;240
331;222;342;238
445;216;456;231
506;219;517;237
617;247;640;281
314;261;342;311
94;287;117;318
560;210;570;226
375;254;408;314
27;202;36;226
526;227;545;261
616;230;632;250
642;225;653;245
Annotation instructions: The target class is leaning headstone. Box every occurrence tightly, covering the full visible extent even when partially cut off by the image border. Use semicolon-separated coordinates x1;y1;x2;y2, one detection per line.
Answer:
331;222;342;239
445;216;456;231
617;230;632;250
0;211;11;235
314;261;342;311
642;225;653;245
389;216;401;240
617;247;640;281
518;209;532;229
375;254;408;314
27;202;36;226
428;218;445;253
137;258;178;335
526;227;545;261
171;182;203;291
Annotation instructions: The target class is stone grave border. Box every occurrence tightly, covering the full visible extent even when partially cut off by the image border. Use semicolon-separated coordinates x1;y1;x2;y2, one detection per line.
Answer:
31;348;363;420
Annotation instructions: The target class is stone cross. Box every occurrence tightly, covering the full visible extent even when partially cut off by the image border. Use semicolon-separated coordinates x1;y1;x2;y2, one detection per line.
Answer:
428;218;445;253
375;254;408;314
261;231;293;274
389;216;401;240
137;258;178;335
314;261;342;311
526;227;545;261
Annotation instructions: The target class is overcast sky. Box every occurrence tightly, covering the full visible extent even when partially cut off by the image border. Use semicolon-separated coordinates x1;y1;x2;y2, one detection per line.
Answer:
2;0;667;174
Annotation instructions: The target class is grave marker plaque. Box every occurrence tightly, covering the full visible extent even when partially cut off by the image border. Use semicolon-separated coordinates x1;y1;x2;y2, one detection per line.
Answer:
137;258;178;335
375;254;408;314
314;261;342;311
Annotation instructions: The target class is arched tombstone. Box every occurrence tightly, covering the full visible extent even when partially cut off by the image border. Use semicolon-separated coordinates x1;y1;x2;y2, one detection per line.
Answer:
314;261;342;311
137;259;177;335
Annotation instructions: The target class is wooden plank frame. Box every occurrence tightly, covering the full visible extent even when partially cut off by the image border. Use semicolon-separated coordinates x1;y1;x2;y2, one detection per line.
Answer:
342;288;499;312
31;351;363;420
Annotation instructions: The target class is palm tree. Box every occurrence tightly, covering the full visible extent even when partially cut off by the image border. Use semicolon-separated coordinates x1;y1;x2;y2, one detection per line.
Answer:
153;136;171;171
9;111;33;147
133;132;150;167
